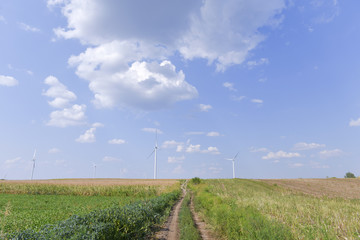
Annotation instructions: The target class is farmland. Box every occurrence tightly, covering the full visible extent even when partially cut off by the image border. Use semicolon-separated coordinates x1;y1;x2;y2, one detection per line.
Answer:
190;178;360;240
0;179;179;238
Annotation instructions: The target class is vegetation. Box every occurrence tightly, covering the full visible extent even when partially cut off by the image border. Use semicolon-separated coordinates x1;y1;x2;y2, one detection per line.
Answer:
0;180;179;237
179;193;201;240
190;179;360;239
344;172;356;178
7;191;180;239
190;177;201;185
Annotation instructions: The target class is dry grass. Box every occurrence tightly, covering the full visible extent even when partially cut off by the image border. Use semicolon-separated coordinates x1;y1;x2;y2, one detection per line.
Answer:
260;178;360;199
1;178;177;186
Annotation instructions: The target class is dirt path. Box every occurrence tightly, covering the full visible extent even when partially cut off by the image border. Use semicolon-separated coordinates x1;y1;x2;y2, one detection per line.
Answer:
154;181;187;240
189;194;217;240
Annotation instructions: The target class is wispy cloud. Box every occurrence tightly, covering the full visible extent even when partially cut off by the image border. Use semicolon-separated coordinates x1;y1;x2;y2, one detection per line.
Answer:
251;99;263;104
108;139;126;144
18;22;40;32
247;58;269;69
349;118;360;127
199;104;212;112
223;82;237;91
318;149;343;159
262;151;301;160
293;142;326;151
142;128;163;134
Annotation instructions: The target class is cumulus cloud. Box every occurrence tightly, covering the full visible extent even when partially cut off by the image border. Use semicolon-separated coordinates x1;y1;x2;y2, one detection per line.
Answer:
223;82;237;91
293;142;326;151
47;104;86;127
262;151;301;160
168;155;185;163
207;132;220;137
43;76;77;108
76;127;97;143
50;0;287;110
186;144;201;153
349;118;360;127
0;75;18;86
199;104;212;112
203;146;221;155
251;99;263;104
48;148;60;154
162;140;183;149
247;58;269;68
318;149;343;159
108;139;125;144
18;22;40;32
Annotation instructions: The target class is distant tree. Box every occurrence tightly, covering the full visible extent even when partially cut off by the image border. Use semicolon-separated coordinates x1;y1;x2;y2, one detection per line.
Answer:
191;177;201;185
344;172;356;178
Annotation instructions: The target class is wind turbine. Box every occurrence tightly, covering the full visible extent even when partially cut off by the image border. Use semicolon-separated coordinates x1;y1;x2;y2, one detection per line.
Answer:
147;129;158;179
92;162;97;178
31;149;36;180
225;152;239;179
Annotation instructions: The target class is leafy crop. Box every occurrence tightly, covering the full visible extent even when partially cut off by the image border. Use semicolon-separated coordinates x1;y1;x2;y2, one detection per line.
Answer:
7;191;179;239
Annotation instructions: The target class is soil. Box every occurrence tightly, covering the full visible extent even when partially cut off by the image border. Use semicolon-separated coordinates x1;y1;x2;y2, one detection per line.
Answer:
260;178;360;199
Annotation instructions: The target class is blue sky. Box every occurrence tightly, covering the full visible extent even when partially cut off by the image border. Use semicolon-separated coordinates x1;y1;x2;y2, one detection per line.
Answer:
1;0;360;180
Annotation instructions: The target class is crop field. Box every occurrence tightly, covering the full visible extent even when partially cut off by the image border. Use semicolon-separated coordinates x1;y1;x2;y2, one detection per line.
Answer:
0;179;179;239
190;178;360;240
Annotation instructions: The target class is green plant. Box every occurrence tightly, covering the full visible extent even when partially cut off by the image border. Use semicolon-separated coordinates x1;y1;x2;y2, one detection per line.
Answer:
191;177;201;185
179;194;201;240
344;172;356;178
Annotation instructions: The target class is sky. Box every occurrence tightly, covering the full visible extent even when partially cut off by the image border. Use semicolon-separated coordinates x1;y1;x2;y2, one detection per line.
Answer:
1;0;360;180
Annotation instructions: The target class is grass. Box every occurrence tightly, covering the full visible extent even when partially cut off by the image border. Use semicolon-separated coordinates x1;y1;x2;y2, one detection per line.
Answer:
190;179;360;239
179;193;201;240
0;180;179;236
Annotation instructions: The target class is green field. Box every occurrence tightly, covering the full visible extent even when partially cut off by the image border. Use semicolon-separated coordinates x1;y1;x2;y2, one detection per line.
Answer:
0;179;179;238
190;179;360;240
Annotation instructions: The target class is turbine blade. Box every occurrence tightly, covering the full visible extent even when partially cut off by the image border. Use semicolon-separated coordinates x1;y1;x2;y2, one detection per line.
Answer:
233;152;239;160
147;149;155;159
32;149;37;160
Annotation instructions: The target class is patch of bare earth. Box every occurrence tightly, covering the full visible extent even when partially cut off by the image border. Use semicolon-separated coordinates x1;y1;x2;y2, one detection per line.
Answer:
189;194;217;240
260;178;360;199
2;178;177;186
154;181;187;240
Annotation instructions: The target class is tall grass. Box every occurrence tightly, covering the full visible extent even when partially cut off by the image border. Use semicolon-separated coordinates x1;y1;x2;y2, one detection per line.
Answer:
191;179;360;239
179;193;201;240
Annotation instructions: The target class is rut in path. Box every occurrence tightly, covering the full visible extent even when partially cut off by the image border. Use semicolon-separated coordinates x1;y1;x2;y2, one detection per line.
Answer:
154;181;187;240
154;180;216;240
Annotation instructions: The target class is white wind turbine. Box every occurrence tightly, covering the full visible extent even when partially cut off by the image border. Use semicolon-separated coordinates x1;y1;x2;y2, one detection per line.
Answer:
225;152;239;179
92;162;97;178
31;149;36;180
147;129;159;179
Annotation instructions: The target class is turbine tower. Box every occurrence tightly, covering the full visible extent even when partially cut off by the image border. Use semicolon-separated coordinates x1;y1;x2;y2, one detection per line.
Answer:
31;149;36;180
92;162;97;178
147;129;158;179
225;152;239;179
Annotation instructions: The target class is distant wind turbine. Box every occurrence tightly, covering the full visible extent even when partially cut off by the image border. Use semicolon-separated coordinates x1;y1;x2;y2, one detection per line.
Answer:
147;129;159;179
225;152;239;179
92;162;97;178
31;149;36;180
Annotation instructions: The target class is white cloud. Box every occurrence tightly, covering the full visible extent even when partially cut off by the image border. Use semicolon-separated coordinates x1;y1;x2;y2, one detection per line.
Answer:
223;82;237;91
142;128;163;134
251;99;263;104
202;146;221;155
3;157;22;169
48;148;60;154
250;147;269;153
172;165;184;174
50;0;286;110
231;95;246;101
199;104;212;112
186;144;201;153
108;139;125;145
168;155;185;163
76;127;97;143
0;75;18;87
293;142;326;151
262;151;301;160
247;58;269;68
185;131;205;135
318;149;343;159
69;54;198;110
47;104;87;127
349;118;360;127
162;140;183;149
102;156;121;162
18;22;40;32
207;132;220;137
289;163;304;168
43;76;77;108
